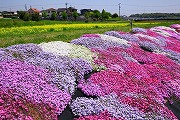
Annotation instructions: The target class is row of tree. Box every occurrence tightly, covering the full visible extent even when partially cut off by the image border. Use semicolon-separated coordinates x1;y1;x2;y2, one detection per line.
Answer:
42;11;79;20
18;9;119;21
42;9;119;21
18;11;41;21
84;9;118;21
129;13;180;19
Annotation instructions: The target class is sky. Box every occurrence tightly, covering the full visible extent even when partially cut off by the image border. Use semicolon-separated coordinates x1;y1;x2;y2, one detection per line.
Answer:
0;0;180;16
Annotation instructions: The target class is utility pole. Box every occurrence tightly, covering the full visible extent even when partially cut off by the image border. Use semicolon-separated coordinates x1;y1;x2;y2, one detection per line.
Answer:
65;2;68;20
25;4;27;11
118;3;121;18
65;2;68;14
65;2;68;10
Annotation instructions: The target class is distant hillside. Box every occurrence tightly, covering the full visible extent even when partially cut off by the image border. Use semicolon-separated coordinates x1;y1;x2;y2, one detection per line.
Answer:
129;13;180;19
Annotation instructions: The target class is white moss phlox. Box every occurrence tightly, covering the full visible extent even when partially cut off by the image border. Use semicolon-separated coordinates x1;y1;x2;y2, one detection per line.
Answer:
39;41;97;65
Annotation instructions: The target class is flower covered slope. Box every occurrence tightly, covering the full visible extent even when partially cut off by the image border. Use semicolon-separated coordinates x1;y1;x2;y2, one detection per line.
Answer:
71;24;180;120
0;44;92;119
0;24;180;120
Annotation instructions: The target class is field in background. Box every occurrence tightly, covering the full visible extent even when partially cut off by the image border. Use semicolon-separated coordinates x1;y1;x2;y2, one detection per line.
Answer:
0;19;180;47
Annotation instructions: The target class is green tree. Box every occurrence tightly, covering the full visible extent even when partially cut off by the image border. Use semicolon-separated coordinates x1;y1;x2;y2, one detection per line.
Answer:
61;11;67;20
31;12;40;21
112;13;118;18
23;12;30;21
89;12;94;20
18;11;26;20
84;12;90;21
101;9;110;20
93;10;101;21
42;12;47;18
72;11;79;20
106;12;112;18
51;12;57;20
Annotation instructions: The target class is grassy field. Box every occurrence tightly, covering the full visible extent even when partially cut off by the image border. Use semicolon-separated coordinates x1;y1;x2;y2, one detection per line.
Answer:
0;19;180;47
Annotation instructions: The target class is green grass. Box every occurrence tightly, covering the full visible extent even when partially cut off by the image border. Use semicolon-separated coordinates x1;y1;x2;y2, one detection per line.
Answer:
133;20;180;28
0;19;124;28
0;19;90;28
0;27;125;47
0;19;179;48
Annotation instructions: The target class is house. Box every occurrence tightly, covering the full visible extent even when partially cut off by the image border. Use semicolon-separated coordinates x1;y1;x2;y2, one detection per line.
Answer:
0;12;3;18
41;8;56;18
57;7;77;16
2;11;18;18
1;11;16;18
68;7;77;13
57;8;67;16
80;9;93;15
28;8;40;14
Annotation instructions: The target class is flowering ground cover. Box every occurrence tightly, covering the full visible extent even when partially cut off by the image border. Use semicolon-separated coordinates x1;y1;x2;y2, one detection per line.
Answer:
0;24;180;120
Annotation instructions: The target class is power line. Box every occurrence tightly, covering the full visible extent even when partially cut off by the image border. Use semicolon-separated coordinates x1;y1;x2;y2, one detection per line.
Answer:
122;8;180;12
68;3;117;7
122;3;180;7
1;3;180;9
0;3;66;9
0;2;180;15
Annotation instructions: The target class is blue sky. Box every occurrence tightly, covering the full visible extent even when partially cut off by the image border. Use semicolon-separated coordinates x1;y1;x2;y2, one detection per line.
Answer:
0;0;180;16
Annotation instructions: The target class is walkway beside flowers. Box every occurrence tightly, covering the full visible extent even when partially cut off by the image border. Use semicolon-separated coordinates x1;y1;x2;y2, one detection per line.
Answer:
0;24;180;120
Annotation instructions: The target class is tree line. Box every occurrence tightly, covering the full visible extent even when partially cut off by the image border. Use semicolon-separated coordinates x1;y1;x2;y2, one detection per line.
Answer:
17;11;41;21
18;9;119;21
129;13;180;19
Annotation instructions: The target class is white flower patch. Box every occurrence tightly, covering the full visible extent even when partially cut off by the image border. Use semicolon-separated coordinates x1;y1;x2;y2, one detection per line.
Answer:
135;33;158;41
98;34;130;46
153;26;180;39
154;26;177;33
150;28;171;37
69;44;97;63
39;41;97;65
134;33;165;45
39;41;72;56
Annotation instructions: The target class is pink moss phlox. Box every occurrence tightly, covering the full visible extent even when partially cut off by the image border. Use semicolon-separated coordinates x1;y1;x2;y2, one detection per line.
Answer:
170;24;180;29
86;70;177;119
78;80;105;96
0;88;57;120
0;60;71;115
75;111;123;120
